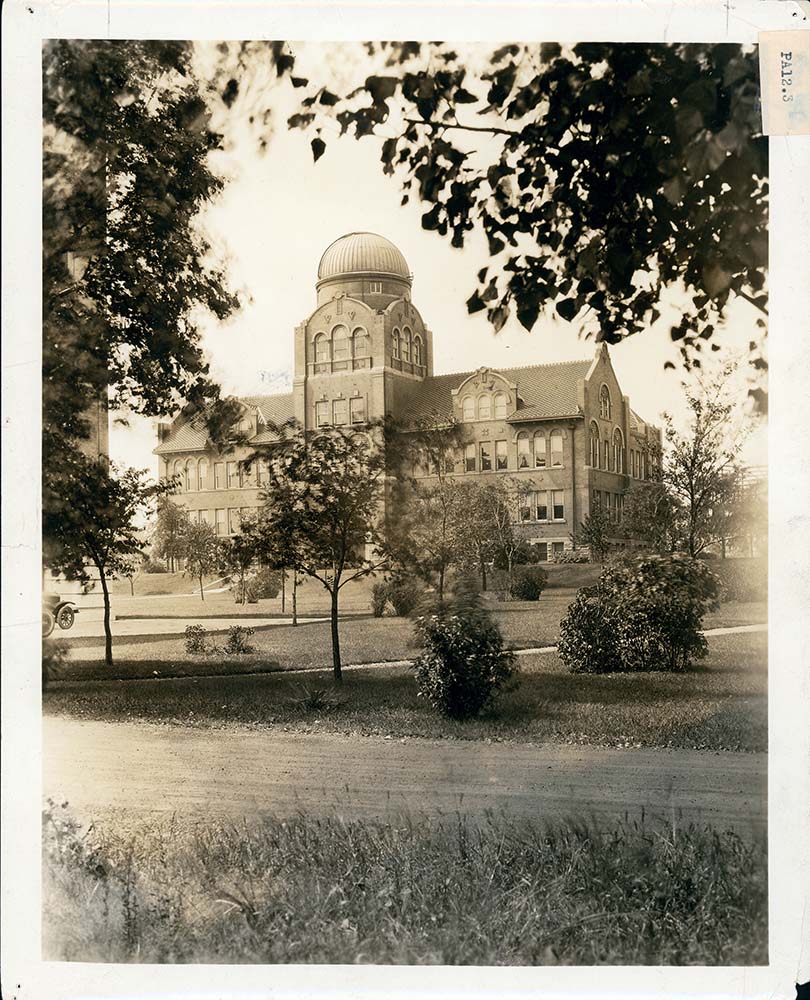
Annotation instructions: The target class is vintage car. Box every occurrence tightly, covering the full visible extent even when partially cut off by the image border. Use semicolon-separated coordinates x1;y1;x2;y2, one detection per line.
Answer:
42;592;80;637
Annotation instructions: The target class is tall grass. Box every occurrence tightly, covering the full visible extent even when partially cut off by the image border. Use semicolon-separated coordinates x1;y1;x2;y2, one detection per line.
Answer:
43;803;766;965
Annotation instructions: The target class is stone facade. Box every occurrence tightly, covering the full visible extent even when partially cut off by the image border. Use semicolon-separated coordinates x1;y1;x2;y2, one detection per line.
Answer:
155;232;661;561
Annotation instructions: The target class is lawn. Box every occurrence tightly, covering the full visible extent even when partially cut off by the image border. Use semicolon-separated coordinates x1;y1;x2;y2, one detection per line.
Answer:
42;803;767;965
44;632;767;752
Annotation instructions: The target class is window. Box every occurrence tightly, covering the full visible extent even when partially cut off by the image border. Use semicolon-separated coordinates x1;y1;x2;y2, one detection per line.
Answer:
332;325;349;368
402;327;412;363
552;541;565;559
353;328;370;358
240;507;252;527
552;490;565;520
617;494;624;523
332;398;348;425
517;433;531;469
464;443;476;472
453;448;464;474
392;328;400;360
173;460;183;489
315;400;329;427
200;509;213;526
550;429;563;467
198;459;209;491
242;462;255;487
536;492;548;521
413;335;423;366
228;508;240;535
590;423;600;467
350;396;366;424
215;508;226;536
534;542;549;562
462;396;475;421
593;489;602;510
480;442;492;471
255;459;266;486
534;433;547;468
494;392;509;419
369;280;382;293
613;430;624;473
600;384;612;420
478;395;492;420
519;495;531;521
214;462;225;490
603;439;610;471
227;461;240;489
314;333;329;364
495;440;508;470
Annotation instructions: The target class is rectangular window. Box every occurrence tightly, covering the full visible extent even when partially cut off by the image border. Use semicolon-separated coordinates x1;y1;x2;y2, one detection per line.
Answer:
214;463;225;490
552;490;565;520
534;542;548;562
333;398;348;425
550;432;564;467
536;492;548;521
465;443;476;473
517;437;531;469
480;443;492;471
535;438;547;468
552;541;565;559
350;396;366;424
453;448;464;474
604;440;611;471
242;462;255;487
200;509;213;526
215;509;226;536
519;497;531;521
255;459;265;486
315;401;329;427
227;461;240;489
429;455;440;476
617;494;624;523
240;507;252;527
228;508;240;535
495;440;508;471
369;280;382;293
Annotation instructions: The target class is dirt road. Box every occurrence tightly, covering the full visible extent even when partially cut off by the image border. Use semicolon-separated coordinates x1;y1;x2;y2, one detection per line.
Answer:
43;717;766;836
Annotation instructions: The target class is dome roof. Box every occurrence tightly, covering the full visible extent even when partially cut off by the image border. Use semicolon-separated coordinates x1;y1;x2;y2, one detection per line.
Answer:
318;232;411;283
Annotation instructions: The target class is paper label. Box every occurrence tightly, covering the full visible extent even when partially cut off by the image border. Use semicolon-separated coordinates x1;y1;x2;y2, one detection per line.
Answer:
759;30;810;135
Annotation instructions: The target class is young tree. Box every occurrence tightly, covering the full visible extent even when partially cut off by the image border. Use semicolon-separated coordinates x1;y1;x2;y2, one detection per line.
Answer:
485;479;531;593
221;514;260;605
622;480;679;554
449;482;497;590
258;423;388;683
573;501;617;563
43;458;167;666
152;498;190;573
183;521;223;601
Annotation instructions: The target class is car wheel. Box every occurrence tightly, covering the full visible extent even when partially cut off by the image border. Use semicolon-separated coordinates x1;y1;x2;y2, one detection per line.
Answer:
42;610;55;638
57;607;75;630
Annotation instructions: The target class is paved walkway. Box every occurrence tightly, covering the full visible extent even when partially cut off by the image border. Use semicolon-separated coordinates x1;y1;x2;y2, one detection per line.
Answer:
43;717;767;838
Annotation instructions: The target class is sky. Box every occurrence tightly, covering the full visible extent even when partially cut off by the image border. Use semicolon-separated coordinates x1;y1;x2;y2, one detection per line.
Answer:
110;41;767;474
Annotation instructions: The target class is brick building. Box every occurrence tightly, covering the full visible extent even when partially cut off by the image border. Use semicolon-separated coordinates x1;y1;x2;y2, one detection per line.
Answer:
155;232;661;560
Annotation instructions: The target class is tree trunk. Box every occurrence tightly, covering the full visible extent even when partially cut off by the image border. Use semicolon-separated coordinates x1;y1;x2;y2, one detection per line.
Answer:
199;574;205;601
129;576;134;597
507;555;514;595
98;564;113;666
292;570;298;627
438;565;445;605
330;587;342;684
480;555;487;591
281;569;286;613
721;536;727;559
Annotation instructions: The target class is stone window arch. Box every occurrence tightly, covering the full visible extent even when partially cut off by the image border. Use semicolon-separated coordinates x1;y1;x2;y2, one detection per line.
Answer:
413;334;423;366
589;422;600;467
478;394;492;420
392;327;401;360
402;326;412;363
516;432;531;469
534;431;547;468
197;458;209;491
599;384;612;420
550;429;564;467
462;396;475;421
613;428;625;474
352;326;370;358
493;391;509;420
314;332;330;364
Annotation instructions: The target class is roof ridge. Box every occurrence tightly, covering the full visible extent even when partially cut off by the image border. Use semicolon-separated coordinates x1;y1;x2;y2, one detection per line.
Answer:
428;357;593;382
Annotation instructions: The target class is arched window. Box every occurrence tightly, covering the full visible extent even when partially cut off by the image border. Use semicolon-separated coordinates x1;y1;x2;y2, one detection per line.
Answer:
478;394;492;420
462;396;475;421
599;384;612;420
332;324;350;366
314;333;329;364
550;429;564;467
173;460;184;489
534;432;547;468
613;429;625;474
402;326;412;363
392;327;401;360
494;392;509;420
352;327;370;358
198;458;209;491
517;432;531;469
413;335;423;367
185;458;196;492
589;422;600;467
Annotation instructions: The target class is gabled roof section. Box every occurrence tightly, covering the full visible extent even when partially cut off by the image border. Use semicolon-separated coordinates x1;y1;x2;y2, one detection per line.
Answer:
154;393;295;455
154;421;210;455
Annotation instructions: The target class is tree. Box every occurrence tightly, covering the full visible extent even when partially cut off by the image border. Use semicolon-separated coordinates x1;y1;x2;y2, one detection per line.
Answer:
574;500;617;563
257;422;388;683
183;521;223;601
484;479;531;592
622;479;679;554
117;553;145;596
662;366;749;557
221;514;260;605
43;458;167;665
449;482;497;590
281;42;767;391
152;498;190;573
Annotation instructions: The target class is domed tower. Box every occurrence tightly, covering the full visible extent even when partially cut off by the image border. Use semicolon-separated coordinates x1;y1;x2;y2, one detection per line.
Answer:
293;232;434;429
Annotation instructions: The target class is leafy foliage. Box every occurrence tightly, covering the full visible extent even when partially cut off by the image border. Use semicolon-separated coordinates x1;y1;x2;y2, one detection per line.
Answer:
223;625;256;655
387;575;423;617
184;624;210;655
183;521;223;600
509;565;547;601
573;501;617;563
557;587;625;675
370;581;389;617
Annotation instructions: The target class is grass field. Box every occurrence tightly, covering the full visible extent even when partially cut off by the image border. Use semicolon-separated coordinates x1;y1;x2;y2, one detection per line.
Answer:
44;633;767;752
42;803;767;965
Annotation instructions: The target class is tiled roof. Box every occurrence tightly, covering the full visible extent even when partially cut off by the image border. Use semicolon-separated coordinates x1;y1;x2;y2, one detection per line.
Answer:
240;393;295;427
154;421;210;455
397;359;592;423
154;393;295;455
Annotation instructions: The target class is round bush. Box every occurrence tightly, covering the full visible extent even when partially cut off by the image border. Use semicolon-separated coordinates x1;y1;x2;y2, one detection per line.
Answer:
412;611;517;720
253;567;282;600
510;566;547;601
557;587;624;674
387;576;422;617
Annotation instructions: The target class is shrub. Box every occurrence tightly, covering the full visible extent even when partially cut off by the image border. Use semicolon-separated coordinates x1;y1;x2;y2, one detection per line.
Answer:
553;549;590;564
371;582;389;617
231;578;258;604
510;565;547;601
42;638;68;690
412;587;517;720
289;683;344;714
557;554;721;674
141;558;167;574
387;575;422;617
710;557;767;603
223;625;255;655
184;624;209;654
